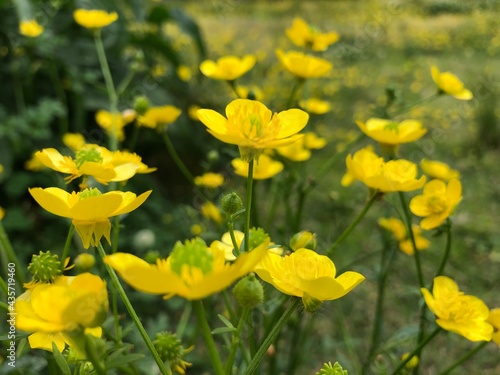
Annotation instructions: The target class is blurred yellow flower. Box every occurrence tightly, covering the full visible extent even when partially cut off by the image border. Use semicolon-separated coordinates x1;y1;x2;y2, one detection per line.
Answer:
15;273;108;353
194;172;224;188
276;49;332;79
286;18;339;51
420;159;460;181
190;224;204;236
25;153;46;171
378;217;430;255
431;66;473;100
410;179;462;230
73;9;118;29
299;98;331;114
188;105;201;121
200;55;256;81
29;187;151;248
356;118;427;145
341;146;382;187
211;230;245;261
201;201;223;224
19;20;44;38
177;65;192;82
0;207;4;220
95;110;135;141
303;132;327;149
62;133;86;151
104;237;269;300
138;105;182;129
255;248;364;311
236;85;264;101
232;154;284;179
401;353;419;369
421;276;493;342
197;99;309;161
488;308;500;346
276;140;311;162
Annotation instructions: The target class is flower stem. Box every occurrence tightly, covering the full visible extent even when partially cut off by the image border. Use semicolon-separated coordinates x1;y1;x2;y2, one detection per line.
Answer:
326;192;378;257
227;80;241;98
434;218;452;277
438;341;488;375
0;221;25;284
60;224;74;271
161;131;195;185
286;78;305;108
225;308;250;374
227;220;241;256
244;159;254;253
243;297;300;375
96;242;169;374
389;93;439;118
192;300;225;375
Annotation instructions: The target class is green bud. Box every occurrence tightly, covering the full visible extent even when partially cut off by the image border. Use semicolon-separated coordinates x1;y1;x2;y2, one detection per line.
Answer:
290;231;317;251
28;251;62;283
207;150;220;163
78;362;94;375
74;253;95;272
133;96;150;116
316;361;348;375
220;192;243;216
154;331;192;374
232;273;264;309
248;227;269;250
144;250;161;264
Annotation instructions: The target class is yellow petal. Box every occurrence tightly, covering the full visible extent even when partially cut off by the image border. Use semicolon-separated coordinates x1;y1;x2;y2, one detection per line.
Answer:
29;188;72;218
276;109;309;138
28;332;67;352
197;109;229;134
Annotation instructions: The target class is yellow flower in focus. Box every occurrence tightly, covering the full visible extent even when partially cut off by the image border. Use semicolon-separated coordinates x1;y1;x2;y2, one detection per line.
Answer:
73;9;118;29
197;99;309;161
421;276;493;342
286;18;339;51
420;159;460;181
177;65;192;82
62;133;86;151
488;308;500;346
356;118;427;146
378;217;430;255
255;248;364;311
410;179;462;230
431;66;473;100
200;55;256;81
299;98;331;114
276;49;332;79
19;20;44;38
15;273;108;353
201;201;223;224
194;172;225;188
104;237;269;300
341;146;383;187
232;154;284;179
29;187;151;248
138;105;182;129
95;110;135;141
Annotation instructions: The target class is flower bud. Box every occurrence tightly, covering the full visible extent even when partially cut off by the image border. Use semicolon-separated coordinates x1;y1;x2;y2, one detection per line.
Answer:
75;253;96;272
154;331;192;374
144;250;161;264
220;192;243;216
290;231;317;251
27;251;62;283
133;96;150;116
233;273;264;309
316;361;348;375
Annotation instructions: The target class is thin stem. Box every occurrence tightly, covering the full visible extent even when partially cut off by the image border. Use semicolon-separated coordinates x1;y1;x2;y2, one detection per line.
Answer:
0;221;26;284
0;276;7;295
116;69;137;97
326;192;378;257
95;242;169;374
227;220;241;257
161;131;195;185
60;224;75;271
0;301;9;311
389;93;439;118
286;78;305;109
244;159;254;253
390;327;441;375
175;302;192;338
438;341;488;375
227;80;241;98
434;218;452;278
225;308;250;375
244;298;300;375
192;300;225;375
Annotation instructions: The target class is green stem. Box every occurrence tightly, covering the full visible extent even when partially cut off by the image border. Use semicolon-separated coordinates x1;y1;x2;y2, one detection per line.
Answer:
227;220;241;257
0;301;9;311
244;160;254;253
326;192;378;257
116;69;136;97
225;308;250;375
438;341;488;375
96;242;169;374
192;300;225;375
175;302;192;338
60;224;75;271
390;327;441;375
0;221;25;284
227;80;241;98
389;93;439;118
244;298;300;375
292;181;307;233
286;78;305;108
0;276;7;295
161;131;195;185
434;218;452;278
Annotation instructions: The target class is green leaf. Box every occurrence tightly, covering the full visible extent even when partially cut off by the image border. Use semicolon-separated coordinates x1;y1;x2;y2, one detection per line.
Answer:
52;342;72;375
217;314;235;329
212;326;237;335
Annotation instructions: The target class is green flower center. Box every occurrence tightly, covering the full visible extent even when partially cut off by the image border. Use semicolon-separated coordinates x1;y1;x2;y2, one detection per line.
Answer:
28;251;62;283
428;195;447;214
79;188;102;199
248;227;269;250
75;148;103;168
169;238;213;276
383;121;400;134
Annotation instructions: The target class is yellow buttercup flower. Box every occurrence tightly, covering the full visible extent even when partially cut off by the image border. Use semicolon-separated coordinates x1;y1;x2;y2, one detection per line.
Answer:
104;237;269;300
409;179;462;230
95;110;135;141
356;118;427;146
200;55;256;81
378;217;430;255
197;99;309;161
19;20;44;38
194;172;225;188
15;273;108;353
211;230;245;261
201;201;223;224
299;98;331;114
138;105;182;130
188;105;201;121
276;140;311;162
62;133;86;151
255;248;364;311
303;132;327;149
341;146;383;187
421;276;493;342
431;66;473;100
488;308;500;346
177;65;192;82
232;154;284;179
29;187;151;248
420;159;460;181
286;18;339;51
276;49;332;79
236;85;264;101
73;9;118;30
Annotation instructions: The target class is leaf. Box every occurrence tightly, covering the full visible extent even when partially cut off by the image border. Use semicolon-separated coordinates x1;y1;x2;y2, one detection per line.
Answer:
217;314;235;329
51;342;71;375
212;326;237;335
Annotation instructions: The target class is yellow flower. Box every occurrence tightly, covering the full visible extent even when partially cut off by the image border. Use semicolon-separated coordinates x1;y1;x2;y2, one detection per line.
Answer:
194;172;225;188
276;49;332;79
276;141;311;162
15;273;108;353
356;118;427;145
73;9;118;30
303;132;327;149
201;201;223;224
188;105;201;121
299;98;331;114
421;276;493;342
286;18;339;51
409;179;462;230
138;105;182;129
232;154;284;179
197;99;309;161
104;237;269;300
177;65;192;82
255;248;364;311
341;146;383;187
431;66;473;100
488;308;500;346
420;159;460;181
28;187;151;248
0;207;4;220
211;230;245;261
401;353;419;369
62;133;86;151
200;55;256;81
378;217;430;255
95;110;135;141
19;20;44;38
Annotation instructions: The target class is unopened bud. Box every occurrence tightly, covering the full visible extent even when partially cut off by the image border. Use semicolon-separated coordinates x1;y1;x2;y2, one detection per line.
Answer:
133;96;150;116
74;253;95;272
233;273;264;309
220;192;243;216
290;231;317;251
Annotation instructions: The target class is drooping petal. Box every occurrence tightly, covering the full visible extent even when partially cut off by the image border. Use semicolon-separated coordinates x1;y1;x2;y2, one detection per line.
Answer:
28;332;67;352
